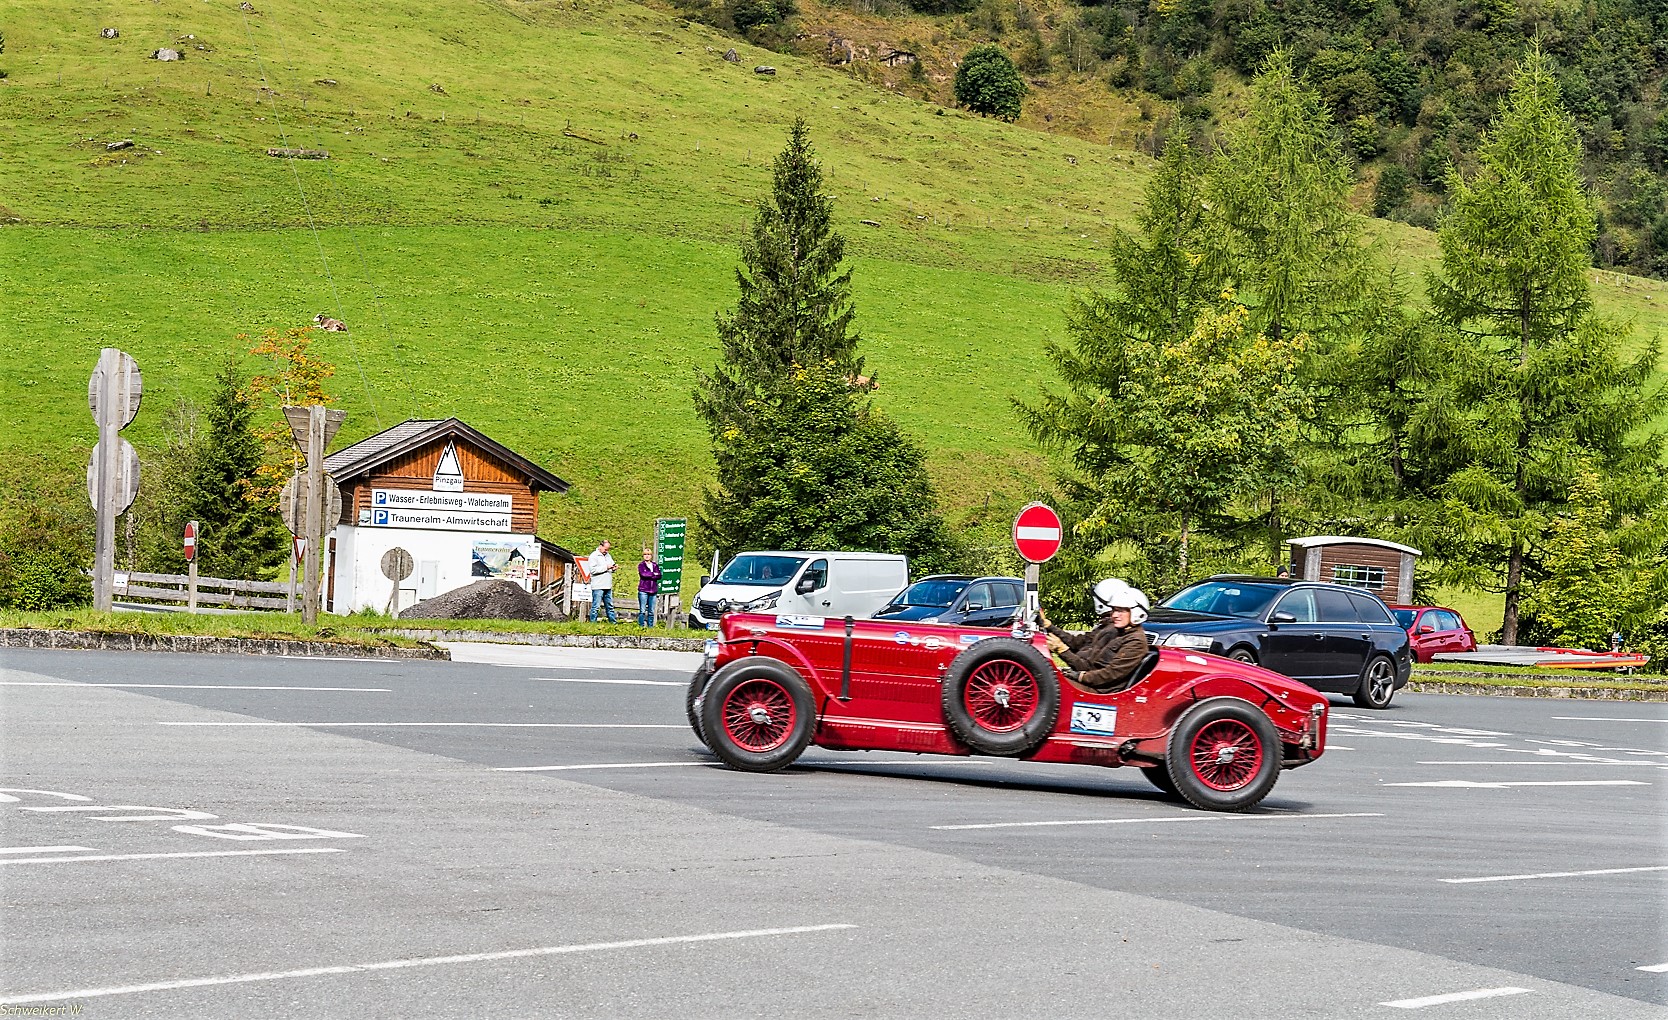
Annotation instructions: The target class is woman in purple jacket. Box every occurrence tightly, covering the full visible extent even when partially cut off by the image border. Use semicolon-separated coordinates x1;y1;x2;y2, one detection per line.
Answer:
637;547;661;628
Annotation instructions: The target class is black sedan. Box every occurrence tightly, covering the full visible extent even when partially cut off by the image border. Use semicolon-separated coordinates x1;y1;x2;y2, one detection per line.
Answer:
871;575;1026;629
1141;576;1413;708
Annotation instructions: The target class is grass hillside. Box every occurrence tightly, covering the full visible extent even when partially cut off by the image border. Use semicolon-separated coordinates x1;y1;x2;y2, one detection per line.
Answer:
2;0;1666;581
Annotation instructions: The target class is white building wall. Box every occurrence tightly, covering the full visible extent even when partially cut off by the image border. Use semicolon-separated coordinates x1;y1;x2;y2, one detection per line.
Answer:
330;525;538;614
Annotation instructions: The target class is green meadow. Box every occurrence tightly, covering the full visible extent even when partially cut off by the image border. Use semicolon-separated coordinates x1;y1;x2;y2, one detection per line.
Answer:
2;0;1665;592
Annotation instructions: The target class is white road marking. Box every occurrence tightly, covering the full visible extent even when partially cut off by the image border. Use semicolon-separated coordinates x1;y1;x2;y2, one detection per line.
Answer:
495;762;710;772
1325;745;1355;750
1553;717;1668;723
1417;760;1666;766
0;924;857;1005
276;656;401;663
0;846;96;855
535;676;684;687
1636;963;1668;973
1384;780;1648;788
0;848;345;866
442;642;704;672
1441;865;1668;885
931;812;1384;831
156;722;685;728
1380;986;1531;1008
811;759;994;768
0;682;392;692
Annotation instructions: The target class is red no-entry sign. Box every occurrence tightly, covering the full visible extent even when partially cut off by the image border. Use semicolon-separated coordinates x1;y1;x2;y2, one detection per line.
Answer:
1012;503;1063;563
182;520;198;563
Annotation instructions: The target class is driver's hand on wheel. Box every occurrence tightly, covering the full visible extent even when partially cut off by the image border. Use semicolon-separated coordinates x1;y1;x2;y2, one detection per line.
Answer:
1046;633;1068;655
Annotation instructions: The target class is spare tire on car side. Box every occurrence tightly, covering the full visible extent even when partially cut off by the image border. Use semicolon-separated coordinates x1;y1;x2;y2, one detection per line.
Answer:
940;637;1060;757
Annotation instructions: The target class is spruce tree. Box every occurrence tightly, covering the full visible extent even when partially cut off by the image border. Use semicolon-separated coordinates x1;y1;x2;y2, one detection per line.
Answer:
1419;48;1666;643
695;121;959;570
179;359;288;580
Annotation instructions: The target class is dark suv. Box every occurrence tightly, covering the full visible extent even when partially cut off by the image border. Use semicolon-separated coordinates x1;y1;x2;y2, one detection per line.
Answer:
1141;576;1412;708
871;575;1026;629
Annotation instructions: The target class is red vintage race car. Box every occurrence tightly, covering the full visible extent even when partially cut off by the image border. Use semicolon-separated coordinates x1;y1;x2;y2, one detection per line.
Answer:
687;612;1330;812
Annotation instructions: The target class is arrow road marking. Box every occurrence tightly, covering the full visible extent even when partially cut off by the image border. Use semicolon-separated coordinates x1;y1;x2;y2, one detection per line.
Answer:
1638;963;1668;973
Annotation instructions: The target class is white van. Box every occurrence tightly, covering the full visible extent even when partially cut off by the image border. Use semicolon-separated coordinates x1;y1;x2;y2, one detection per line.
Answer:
688;551;909;630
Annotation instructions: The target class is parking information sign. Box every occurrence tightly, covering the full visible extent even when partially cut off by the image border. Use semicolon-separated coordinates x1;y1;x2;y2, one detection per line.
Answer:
1013;503;1063;563
655;518;686;593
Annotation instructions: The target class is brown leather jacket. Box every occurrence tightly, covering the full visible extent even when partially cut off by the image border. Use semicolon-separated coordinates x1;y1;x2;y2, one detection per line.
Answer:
1048;620;1150;693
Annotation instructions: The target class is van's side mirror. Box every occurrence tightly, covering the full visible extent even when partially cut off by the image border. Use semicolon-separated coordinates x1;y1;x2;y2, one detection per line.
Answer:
1270;611;1298;625
795;576;817;595
700;575;711;587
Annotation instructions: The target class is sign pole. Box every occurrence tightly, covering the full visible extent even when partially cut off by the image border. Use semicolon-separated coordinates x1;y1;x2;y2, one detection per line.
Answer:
302;405;325;624
185;521;199;613
93;361;119;611
1024;561;1040;630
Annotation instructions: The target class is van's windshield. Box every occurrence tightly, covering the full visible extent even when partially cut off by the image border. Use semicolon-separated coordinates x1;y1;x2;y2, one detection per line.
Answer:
713;554;807;587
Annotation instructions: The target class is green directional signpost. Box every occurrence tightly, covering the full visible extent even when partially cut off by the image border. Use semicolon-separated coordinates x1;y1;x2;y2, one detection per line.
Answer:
654;518;686;625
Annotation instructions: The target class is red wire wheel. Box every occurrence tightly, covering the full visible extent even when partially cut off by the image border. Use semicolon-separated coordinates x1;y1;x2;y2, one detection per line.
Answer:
1188;717;1264;791
963;659;1040;732
1165;698;1282;811
721;677;796;753
699;656;816;772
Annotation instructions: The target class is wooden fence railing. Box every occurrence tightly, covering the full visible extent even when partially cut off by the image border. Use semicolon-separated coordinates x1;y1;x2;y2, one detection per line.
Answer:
117;571;292;611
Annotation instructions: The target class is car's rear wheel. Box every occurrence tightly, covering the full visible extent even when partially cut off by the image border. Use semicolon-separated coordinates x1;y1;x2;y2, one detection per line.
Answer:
1165;698;1281;811
1352;655;1397;709
685;663;713;749
941;638;1060;756
699;657;815;772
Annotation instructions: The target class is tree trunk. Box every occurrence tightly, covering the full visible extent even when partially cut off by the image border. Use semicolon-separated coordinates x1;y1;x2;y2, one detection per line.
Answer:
1502;539;1524;645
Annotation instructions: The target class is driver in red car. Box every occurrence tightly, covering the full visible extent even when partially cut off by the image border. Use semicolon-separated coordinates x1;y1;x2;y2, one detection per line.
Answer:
1043;578;1151;692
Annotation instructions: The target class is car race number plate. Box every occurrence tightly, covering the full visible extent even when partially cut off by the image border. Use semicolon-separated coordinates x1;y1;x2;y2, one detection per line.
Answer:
1069;704;1118;736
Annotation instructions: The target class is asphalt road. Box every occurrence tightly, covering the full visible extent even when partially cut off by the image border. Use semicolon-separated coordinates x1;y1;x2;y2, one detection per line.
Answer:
0;644;1663;1019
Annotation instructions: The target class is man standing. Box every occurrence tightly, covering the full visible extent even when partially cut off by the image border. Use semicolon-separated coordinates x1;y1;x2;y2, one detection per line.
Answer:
637;547;661;629
587;540;617;623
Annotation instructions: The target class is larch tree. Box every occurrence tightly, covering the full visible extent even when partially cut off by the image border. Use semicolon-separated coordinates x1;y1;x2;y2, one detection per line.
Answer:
1420;47;1666;644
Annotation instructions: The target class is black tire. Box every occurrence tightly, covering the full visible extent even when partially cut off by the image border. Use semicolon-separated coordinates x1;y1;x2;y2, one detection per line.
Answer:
1165;698;1281;812
698;656;816;772
1227;647;1257;664
940;637;1060;757
1353;654;1397;709
1140;763;1180;798
686;663;713;749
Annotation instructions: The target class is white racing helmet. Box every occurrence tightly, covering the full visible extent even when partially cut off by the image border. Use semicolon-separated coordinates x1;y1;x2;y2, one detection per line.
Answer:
1091;577;1150;625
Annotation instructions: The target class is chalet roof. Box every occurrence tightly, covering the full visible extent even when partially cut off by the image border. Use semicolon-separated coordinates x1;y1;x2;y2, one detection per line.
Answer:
323;418;570;493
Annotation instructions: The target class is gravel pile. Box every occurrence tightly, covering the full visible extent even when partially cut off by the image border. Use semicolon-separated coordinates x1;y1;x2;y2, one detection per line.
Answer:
398;580;563;622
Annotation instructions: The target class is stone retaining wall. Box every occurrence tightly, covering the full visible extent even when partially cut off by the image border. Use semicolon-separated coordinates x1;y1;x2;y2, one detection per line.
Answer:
378;628;707;652
1407;680;1668;701
0;628;448;660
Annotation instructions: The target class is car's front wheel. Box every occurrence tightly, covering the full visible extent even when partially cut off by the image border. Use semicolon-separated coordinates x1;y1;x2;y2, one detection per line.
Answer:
1353;655;1397;709
1226;647;1257;665
1165;698;1281;811
699;657;815;772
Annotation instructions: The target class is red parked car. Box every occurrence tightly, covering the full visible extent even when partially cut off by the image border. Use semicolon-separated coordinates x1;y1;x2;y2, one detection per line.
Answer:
1389;605;1478;663
686;613;1330;812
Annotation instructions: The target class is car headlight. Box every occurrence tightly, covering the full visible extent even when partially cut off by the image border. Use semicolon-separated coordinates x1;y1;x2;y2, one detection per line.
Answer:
742;590;781;612
1161;633;1216;650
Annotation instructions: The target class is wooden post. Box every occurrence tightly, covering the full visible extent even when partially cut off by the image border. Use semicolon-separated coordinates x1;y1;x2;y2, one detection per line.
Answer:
287;541;297;612
302;405;325;624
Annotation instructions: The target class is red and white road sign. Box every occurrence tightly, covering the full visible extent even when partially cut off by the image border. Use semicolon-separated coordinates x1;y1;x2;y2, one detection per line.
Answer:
182;521;198;563
293;535;307;562
1012;502;1063;563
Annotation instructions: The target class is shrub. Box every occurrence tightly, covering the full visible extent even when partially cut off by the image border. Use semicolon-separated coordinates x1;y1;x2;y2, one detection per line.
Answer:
1372;164;1411;216
953;43;1027;121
